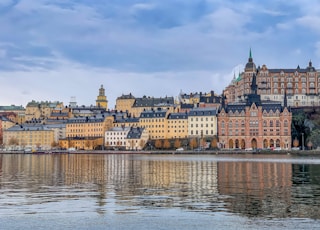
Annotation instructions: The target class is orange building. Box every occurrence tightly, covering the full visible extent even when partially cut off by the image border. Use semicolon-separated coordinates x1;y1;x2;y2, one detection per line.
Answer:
60;114;114;150
218;71;292;150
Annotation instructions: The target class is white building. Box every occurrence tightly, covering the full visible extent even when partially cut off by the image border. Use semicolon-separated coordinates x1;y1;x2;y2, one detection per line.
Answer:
105;127;130;149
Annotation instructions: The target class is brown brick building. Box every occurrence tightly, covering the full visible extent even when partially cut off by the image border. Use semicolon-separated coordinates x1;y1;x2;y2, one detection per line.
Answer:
218;71;292;150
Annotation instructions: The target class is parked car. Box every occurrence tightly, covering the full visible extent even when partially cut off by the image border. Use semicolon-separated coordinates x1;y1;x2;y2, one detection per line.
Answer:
176;147;184;151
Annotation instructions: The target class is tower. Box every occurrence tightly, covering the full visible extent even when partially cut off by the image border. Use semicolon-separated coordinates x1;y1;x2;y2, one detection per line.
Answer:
96;84;108;109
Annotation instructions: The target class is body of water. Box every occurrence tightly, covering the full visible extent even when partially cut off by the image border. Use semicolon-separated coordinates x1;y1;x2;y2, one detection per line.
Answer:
1;153;320;229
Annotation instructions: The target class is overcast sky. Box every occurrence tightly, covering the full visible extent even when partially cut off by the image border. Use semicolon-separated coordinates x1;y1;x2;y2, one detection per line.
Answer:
1;0;320;109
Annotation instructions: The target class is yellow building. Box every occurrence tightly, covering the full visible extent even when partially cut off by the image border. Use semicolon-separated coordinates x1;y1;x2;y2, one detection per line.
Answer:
3;124;54;151
0;116;15;147
96;85;108;109
131;96;176;118
25;100;64;121
115;93;135;112
167;112;188;139
139;109;169;140
188;108;218;138
116;94;177;118
113;117;139;128
60;114;114;150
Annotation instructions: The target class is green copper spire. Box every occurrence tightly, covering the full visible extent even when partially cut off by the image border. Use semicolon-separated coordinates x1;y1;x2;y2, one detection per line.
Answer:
249;48;252;59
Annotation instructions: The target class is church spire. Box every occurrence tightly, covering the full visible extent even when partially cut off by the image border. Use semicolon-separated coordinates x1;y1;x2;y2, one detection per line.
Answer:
248;48;253;62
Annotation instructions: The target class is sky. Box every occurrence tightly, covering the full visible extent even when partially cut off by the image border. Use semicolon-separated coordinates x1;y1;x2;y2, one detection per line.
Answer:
1;0;320;109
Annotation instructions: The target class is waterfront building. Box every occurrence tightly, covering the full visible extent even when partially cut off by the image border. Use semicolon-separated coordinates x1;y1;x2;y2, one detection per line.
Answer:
224;49;320;107
25;100;64;121
139;108;169;140
3;124;54;150
96;84;108;109
125;127;149;150
188;108;218;139
60;114;114;150
105;127;131;150
218;70;292;150
0;116;15;147
167;112;188;139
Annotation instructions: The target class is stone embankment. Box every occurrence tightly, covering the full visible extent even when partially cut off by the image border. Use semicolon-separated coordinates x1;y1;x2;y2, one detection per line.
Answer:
1;149;320;156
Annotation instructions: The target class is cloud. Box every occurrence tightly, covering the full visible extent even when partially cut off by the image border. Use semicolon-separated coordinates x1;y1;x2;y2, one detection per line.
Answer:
1;0;320;108
0;54;233;108
296;15;320;33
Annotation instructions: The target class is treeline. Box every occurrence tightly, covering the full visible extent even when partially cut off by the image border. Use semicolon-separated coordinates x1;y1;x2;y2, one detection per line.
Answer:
146;136;219;150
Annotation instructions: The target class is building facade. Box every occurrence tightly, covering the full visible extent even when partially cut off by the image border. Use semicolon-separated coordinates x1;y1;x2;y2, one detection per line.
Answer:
0;105;25;124
125;127;149;150
105;127;131;149
224;49;320;107
115;93;136;112
3;124;54;151
188;108;218;138
60;114;114;150
0;116;15;147
25;101;64;121
139;109;169;140
167;112;188;139
218;71;292;150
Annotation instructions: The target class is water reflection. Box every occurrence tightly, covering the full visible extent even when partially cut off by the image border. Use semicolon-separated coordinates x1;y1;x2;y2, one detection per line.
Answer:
1;153;320;220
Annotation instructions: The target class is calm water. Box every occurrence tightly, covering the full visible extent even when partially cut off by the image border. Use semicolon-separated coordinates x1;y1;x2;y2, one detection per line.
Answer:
1;153;320;229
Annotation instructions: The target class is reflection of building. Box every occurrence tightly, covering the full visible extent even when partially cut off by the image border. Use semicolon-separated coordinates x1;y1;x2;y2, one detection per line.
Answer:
218;70;292;149
218;160;292;217
138;159;218;209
